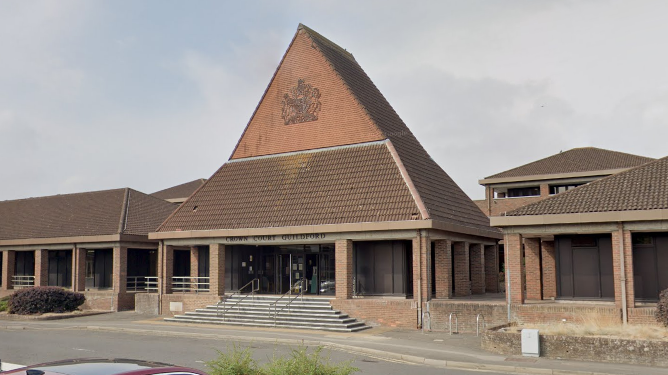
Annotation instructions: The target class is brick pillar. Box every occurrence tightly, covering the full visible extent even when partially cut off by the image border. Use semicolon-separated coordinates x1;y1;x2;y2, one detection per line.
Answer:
160;245;175;294
73;247;87;292
1;251;15;290
412;235;430;300
453;242;470;297
541;241;556;299
612;229;634;308
209;244;225;295
434;239;452;298
190;246;199;280
525;238;542;300
113;246;128;294
34;250;49;286
335;239;353;299
540;184;550;197
470;244;485;294
484;245;499;293
506;233;525;304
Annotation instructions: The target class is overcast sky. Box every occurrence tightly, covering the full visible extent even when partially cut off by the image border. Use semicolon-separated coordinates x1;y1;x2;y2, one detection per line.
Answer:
2;0;668;202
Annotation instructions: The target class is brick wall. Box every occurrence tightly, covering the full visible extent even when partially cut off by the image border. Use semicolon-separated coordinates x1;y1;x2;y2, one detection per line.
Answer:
1;251;14;290
209;244;225;295
541;241;556;299
80;291;135;311
330;298;418;328
470;244;485;294
474;196;545;217
628;307;658;325
453;242;470;297
484;245;499;293
113;247;128;294
505;234;524;304
612;229;635;308
335;240;353;299
512;304;621;325
231;29;384;160
34;250;48;287
160;294;221;317
427;301;507;333
434;240;452;298
524;238;541;300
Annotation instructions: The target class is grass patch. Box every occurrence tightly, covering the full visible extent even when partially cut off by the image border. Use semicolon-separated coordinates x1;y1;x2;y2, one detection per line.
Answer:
206;344;359;375
0;296;9;312
511;312;668;340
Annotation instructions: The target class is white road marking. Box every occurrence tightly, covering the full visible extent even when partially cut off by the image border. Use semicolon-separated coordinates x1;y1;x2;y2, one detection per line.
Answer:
72;347;95;352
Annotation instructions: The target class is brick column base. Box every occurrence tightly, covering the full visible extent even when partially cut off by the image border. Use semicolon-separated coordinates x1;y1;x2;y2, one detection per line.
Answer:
335;240;353;299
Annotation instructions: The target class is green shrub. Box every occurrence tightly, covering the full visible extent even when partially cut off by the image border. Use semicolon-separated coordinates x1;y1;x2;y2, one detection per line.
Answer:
0;296;9;312
206;345;358;375
206;345;260;375
656;288;668;327
8;286;85;315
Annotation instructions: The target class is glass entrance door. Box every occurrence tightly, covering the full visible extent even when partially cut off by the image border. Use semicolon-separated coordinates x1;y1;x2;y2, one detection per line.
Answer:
259;254;276;294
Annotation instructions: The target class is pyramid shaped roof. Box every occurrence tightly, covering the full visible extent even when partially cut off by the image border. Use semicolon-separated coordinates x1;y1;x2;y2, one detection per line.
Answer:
156;25;496;237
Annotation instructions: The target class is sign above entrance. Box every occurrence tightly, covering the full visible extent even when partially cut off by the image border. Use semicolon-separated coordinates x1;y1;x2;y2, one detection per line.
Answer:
224;233;328;243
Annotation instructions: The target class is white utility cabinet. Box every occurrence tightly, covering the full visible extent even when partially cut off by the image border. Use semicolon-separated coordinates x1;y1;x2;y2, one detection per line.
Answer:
521;329;540;357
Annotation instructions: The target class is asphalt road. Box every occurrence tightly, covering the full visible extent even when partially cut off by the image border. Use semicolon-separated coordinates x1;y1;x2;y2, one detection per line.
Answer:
0;327;508;375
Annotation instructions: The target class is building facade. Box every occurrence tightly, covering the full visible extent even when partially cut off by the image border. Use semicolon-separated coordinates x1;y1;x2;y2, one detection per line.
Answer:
492;156;668;324
147;24;502;328
0;188;176;311
475;147;653;217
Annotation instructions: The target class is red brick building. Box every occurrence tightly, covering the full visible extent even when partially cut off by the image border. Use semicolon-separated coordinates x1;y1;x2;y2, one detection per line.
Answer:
493;156;668;324
0;188;175;311
475;147;653;217
148;24;502;328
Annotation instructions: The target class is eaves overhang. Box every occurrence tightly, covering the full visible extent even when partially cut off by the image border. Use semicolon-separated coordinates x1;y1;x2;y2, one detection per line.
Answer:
150;219;502;241
478;168;630;186
491;209;668;227
0;234;152;247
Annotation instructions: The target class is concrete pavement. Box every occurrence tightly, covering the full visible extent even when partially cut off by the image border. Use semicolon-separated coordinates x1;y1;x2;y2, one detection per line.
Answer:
0;311;665;375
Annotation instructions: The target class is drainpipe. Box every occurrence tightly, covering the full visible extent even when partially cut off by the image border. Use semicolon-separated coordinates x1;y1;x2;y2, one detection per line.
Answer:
505;235;511;322
417;230;423;329
618;223;628;325
158;240;164;316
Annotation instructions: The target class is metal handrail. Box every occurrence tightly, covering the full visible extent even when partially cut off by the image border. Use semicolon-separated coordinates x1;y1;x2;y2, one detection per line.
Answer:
449;312;458;335
216;278;259;320
476;313;486;336
126;276;160;293
12;275;35;289
270;278;306;327
172;276;210;293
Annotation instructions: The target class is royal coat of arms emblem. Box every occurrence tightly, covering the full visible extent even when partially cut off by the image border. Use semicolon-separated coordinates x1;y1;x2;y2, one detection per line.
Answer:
281;79;322;125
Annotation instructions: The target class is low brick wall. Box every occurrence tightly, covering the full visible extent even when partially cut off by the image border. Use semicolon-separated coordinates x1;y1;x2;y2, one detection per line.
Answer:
426;300;508;332
330;298;417;328
80;291;135;311
629;307;658;325
513;304;622;325
482;327;668;367
160;294;221;316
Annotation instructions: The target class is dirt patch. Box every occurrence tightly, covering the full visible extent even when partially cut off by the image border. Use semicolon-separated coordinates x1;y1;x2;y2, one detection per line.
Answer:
0;310;111;321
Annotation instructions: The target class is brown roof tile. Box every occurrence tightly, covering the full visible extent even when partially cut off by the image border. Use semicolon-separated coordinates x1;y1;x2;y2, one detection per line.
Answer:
507;156;668;216
485;147;654;180
152;179;206;201
0;188;176;241
157;143;421;231
301;25;493;232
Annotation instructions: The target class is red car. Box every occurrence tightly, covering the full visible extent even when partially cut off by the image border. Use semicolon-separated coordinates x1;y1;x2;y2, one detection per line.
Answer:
0;358;209;375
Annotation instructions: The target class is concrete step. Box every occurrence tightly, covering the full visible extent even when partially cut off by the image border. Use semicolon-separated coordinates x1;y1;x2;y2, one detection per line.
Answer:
165;296;368;332
164;317;369;332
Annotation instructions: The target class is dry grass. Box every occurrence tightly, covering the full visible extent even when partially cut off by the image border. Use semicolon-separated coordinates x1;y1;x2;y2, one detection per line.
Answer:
511;313;668;341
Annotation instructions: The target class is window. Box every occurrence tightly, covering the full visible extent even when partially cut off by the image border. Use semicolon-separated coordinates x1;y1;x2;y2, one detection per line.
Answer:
549;184;583;195
506;187;540;198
